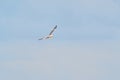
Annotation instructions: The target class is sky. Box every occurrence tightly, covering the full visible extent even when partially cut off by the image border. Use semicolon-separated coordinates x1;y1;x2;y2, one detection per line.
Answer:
0;0;120;80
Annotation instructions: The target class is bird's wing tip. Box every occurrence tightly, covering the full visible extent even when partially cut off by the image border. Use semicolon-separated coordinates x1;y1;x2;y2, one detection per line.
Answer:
38;38;43;40
54;25;57;29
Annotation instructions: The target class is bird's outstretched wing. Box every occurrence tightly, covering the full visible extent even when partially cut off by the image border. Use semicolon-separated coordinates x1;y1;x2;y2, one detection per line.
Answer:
38;37;44;40
49;25;57;35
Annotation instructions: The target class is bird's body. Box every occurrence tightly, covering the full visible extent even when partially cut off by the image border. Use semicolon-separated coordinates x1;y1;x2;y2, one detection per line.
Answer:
45;34;53;39
38;25;57;40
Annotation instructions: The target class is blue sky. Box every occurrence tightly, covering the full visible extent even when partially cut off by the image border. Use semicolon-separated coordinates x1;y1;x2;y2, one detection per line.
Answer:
0;0;120;80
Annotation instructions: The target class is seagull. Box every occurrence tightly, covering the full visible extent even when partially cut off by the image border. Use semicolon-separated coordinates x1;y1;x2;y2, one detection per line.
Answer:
38;25;57;40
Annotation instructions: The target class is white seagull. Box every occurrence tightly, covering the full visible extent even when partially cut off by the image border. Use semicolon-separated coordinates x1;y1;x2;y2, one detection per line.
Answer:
38;25;57;40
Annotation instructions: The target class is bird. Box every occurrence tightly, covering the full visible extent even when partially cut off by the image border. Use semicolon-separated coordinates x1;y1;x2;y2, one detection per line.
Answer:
38;25;57;40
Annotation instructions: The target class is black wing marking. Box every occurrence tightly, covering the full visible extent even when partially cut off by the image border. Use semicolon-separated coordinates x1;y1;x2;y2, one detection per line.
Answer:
38;36;45;40
38;38;44;40
49;25;57;35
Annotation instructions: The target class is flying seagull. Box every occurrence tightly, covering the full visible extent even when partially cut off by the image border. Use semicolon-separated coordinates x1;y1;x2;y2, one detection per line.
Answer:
38;25;57;40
